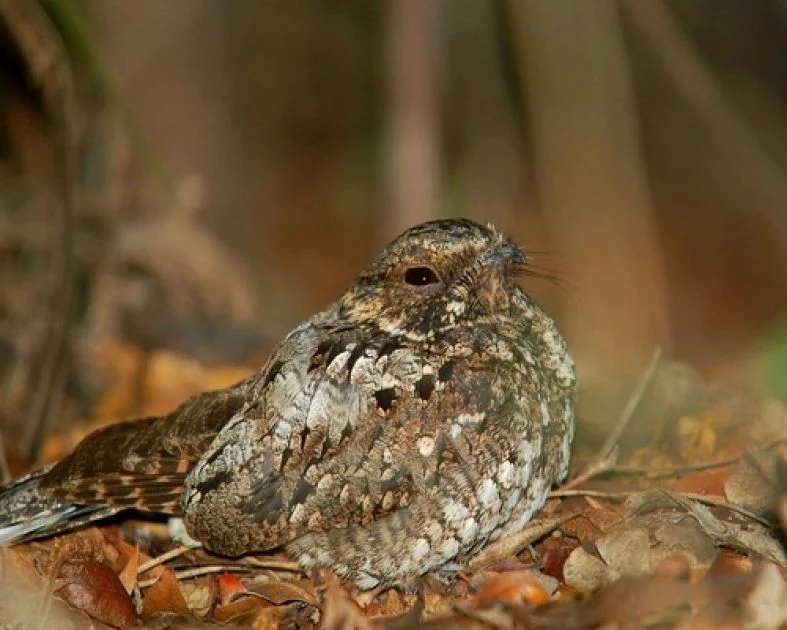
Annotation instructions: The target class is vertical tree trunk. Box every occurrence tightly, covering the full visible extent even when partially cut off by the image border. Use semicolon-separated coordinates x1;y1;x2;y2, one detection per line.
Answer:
383;0;444;238
511;0;671;384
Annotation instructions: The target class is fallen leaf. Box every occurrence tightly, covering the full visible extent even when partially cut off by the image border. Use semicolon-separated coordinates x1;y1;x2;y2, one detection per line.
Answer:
116;545;139;594
181;582;213;617
724;452;776;514
214;595;269;623
653;553;692;579
54;559;137;629
742;563;787;628
595;527;653;577
249;579;317;607
672;468;731;498
251;605;292;630
677;414;718;461
468;514;575;570
474;571;551;606
320;582;373;630
365;588;409;618
219;571;247;606
708;549;753;575
563;546;620;592
141;566;189;616
540;531;579;582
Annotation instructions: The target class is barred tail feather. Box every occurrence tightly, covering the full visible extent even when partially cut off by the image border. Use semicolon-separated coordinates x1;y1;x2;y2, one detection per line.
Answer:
0;468;118;545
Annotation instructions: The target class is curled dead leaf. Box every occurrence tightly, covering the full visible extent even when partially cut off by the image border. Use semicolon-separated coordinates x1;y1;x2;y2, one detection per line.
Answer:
214;596;269;623
245;579;318;607
54;558;137;629
141;566;188;616
116;546;139;594
219;571;247;606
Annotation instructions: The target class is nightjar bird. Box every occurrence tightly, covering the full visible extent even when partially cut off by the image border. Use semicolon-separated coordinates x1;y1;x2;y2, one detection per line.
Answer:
0;219;576;588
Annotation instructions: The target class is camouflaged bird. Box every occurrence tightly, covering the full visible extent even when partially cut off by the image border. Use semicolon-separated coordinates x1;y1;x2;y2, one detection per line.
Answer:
0;219;576;588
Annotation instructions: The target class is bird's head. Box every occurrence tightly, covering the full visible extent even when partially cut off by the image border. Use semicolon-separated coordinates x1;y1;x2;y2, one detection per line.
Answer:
339;219;528;340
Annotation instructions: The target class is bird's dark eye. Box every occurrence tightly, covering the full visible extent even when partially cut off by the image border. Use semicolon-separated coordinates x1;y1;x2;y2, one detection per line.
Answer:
404;266;440;286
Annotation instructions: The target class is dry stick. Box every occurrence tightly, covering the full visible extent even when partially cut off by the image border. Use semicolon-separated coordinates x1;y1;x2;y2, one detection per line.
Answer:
137;544;201;575
137;544;302;582
675;491;774;529
562;347;662;491
550;489;627;501
603;438;787;480
550;487;774;529
236;557;302;572
468;513;580;570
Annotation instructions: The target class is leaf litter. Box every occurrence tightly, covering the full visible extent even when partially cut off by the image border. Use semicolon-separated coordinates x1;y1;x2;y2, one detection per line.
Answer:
1;349;786;628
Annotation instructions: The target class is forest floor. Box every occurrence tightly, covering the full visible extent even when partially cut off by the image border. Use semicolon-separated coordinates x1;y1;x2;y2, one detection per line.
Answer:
1;345;786;629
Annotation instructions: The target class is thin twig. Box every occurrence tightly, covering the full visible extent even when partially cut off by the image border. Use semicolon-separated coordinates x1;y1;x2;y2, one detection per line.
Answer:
597;347;662;462
550;489;628;501
235;557;302;572
560;456;617;491
137;544;201;575
564;438;787;489
172;566;254;581
605;438;787;479
675;491;774;529
468;513;580;570
562;347;662;491
551;487;775;530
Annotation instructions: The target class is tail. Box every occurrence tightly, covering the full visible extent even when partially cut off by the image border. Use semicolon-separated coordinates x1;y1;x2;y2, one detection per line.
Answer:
0;467;119;545
0;384;251;546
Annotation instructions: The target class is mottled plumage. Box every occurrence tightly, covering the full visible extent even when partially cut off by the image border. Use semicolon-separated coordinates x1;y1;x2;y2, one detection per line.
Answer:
0;219;576;588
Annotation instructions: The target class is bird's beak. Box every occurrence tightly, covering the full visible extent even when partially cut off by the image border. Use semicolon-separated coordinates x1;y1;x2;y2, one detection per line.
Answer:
479;238;526;269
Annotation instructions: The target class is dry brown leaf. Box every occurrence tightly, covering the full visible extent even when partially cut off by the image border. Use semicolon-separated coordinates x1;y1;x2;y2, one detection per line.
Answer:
677;414;719;461
218;571;247;606
672;468;731;498
365;588;410;618
742;563;787;628
320;582;372;630
116;546;139;594
724;452;776;514
563;546;621;592
214;596;269;623
0;546;41;590
251;605;291;630
250;579;318;607
54;558;137;629
467;513;574;570
89;342;146;422
653;553;693;579
214;572;271;622
141;566;189;616
474;571;551;607
595;527;653;577
141;351;253;417
540;531;579;582
708;549;754;575
181;582;213;617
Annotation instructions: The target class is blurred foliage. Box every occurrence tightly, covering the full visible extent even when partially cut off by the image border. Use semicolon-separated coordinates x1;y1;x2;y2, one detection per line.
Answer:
759;323;787;398
2;0;787;463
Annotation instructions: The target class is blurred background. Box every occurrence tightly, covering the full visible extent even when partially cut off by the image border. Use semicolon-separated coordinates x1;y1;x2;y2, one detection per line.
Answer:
1;0;786;469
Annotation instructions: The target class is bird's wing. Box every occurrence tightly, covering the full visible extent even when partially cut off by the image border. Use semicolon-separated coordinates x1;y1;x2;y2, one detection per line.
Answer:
184;329;506;554
39;381;253;514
